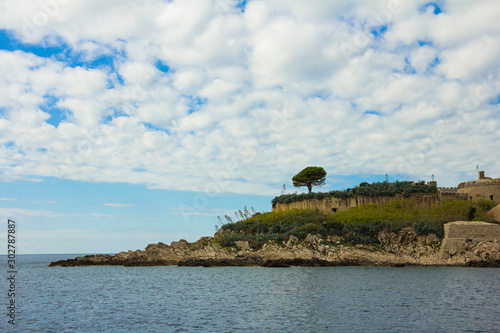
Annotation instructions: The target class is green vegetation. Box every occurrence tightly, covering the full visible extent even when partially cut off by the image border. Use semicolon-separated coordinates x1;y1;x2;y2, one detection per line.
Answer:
330;198;496;225
217;198;497;249
273;180;437;205
292;166;327;193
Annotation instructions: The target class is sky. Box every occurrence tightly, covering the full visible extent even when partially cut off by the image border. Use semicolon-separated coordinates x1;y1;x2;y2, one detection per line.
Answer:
0;0;499;254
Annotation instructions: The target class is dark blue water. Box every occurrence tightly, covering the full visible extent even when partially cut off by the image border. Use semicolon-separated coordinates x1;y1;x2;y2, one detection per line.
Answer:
1;254;499;332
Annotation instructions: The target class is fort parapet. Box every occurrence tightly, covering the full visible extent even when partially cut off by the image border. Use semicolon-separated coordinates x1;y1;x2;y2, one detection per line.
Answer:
438;187;467;200
273;193;440;214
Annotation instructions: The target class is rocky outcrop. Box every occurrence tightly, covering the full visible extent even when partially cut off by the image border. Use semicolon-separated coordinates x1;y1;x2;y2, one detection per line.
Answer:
50;222;500;268
49;237;236;267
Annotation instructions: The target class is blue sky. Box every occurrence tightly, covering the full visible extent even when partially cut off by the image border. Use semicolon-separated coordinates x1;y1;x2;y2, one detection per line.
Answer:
0;0;499;253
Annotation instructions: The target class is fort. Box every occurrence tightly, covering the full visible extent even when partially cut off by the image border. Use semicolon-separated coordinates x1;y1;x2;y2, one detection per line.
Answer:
458;171;500;201
273;170;500;214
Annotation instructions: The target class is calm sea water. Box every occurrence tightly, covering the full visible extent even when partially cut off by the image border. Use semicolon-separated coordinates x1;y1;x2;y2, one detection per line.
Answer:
0;254;499;333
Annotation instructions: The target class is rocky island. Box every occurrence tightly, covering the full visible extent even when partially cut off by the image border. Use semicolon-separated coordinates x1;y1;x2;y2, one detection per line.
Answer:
50;178;500;268
50;220;500;268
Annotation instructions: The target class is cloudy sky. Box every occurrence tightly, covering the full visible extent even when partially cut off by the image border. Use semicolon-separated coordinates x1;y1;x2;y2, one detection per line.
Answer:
1;0;499;253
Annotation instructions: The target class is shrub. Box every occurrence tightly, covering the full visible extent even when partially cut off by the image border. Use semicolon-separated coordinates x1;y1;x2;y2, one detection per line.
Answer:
413;221;433;235
413;220;445;238
323;220;344;234
218;233;245;247
290;223;322;239
477;199;497;211
434;221;445;239
467;207;477;220
255;233;286;244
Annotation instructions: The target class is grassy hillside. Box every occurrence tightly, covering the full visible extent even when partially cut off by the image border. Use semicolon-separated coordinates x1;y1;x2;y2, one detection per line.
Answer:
218;198;498;249
330;198;496;225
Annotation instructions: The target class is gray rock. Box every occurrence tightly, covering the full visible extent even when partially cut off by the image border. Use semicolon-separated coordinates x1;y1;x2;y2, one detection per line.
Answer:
304;234;320;243
426;233;440;244
235;241;250;251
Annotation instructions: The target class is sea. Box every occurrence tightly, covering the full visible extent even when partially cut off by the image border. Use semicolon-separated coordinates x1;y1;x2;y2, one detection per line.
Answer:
0;254;499;333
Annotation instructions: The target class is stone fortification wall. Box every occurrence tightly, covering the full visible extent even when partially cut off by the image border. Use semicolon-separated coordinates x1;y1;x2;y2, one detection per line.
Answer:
438;187;467;200
441;221;500;260
458;178;500;201
443;221;500;240
489;204;500;223
272;193;440;214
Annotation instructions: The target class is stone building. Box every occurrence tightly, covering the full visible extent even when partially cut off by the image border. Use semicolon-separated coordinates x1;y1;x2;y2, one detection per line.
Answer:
458;171;500;202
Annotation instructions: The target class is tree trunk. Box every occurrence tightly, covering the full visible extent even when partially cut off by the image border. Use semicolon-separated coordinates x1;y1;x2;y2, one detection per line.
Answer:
307;184;312;193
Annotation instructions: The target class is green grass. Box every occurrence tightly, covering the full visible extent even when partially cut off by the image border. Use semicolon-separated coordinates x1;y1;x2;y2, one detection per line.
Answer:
329;198;497;226
218;198;498;249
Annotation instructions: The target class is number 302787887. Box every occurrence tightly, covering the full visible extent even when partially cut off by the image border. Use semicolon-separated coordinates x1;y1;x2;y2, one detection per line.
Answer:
8;219;16;269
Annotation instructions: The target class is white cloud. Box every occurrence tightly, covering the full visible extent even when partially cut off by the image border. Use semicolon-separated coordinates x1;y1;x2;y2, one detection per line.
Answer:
104;203;134;207
437;36;500;81
1;0;500;194
409;45;438;73
0;207;117;220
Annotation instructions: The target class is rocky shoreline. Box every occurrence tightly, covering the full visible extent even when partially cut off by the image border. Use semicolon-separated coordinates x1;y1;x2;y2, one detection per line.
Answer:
50;221;500;268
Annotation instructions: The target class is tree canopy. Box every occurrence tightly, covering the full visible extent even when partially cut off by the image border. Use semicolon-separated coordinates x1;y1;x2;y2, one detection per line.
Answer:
292;166;327;193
